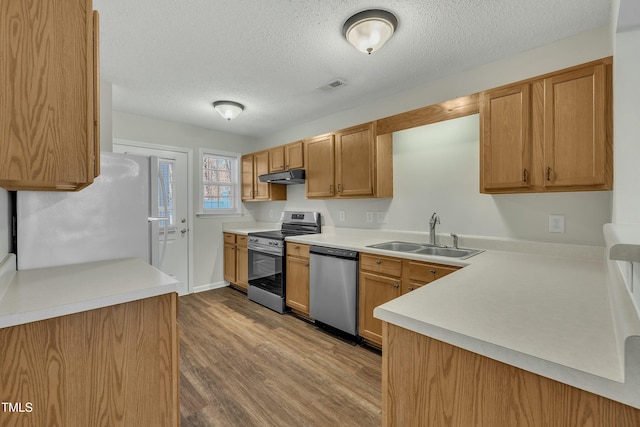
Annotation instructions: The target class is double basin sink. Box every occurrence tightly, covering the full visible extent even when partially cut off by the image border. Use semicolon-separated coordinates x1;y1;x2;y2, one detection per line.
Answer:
366;241;483;260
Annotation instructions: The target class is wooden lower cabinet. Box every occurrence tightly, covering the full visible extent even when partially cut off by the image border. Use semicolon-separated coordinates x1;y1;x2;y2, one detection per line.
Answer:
286;243;310;316
382;323;640;427
359;253;460;347
223;232;248;292
0;294;180;427
359;270;401;344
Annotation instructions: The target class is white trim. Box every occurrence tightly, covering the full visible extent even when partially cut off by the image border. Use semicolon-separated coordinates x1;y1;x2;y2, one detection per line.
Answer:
199;148;242;215
192;281;228;293
113;139;195;296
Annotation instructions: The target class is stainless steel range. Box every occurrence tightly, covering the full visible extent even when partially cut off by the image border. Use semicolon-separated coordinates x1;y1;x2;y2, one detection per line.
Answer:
247;211;321;313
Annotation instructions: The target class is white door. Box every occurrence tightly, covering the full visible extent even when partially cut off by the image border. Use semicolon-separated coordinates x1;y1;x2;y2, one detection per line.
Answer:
113;143;191;295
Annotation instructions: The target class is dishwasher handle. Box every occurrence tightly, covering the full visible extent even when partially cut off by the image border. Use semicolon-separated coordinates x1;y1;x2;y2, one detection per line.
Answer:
310;245;358;260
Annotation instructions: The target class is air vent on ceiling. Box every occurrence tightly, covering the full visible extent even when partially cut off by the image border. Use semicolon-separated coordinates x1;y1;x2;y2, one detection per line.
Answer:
319;79;347;92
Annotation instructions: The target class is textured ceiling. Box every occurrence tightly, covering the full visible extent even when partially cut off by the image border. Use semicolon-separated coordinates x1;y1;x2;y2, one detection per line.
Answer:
94;0;612;137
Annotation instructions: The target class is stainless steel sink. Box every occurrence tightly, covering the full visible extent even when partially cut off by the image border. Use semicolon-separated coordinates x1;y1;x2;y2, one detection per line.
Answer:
366;241;483;260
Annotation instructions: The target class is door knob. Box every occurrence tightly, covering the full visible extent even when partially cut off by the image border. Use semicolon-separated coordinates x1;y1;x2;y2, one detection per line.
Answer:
181;229;188;234
181;218;186;223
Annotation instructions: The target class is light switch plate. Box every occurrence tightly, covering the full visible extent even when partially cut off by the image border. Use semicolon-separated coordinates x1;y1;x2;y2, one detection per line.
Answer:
339;210;346;222
549;214;565;233
366;212;373;223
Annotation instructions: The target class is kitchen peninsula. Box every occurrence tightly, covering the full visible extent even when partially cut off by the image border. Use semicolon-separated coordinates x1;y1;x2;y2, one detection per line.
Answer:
0;255;180;426
262;225;640;425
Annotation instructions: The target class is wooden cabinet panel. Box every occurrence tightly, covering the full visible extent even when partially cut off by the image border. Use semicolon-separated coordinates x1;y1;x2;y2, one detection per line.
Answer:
285;141;304;170
407;261;459;284
224;242;237;283
382;323;640;427
0;0;100;191
269;146;286;172
543;63;608;188
335;123;375;197
287;243;310;259
0;294;179;427
480;83;531;191
480;58;612;194
236;234;248;248
224;232;236;245
360;253;403;277
305;134;335;197
253;150;271;200
241;152;286;202
359;271;402;346
286;255;311;316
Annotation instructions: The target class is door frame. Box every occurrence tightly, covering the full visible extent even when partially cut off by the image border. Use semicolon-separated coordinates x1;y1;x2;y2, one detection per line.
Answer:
113;138;194;294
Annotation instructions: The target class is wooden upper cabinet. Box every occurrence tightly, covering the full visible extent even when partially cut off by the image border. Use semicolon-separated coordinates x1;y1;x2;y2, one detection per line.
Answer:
305;122;393;199
305;134;335;197
269;141;304;172
480;83;532;191
241;151;286;202
480;57;612;194
0;0;100;191
335;123;375;197
543;63;609;188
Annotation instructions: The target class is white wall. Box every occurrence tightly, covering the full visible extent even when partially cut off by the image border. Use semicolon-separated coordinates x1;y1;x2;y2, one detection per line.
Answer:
100;81;113;152
250;115;611;245
250;26;613;246
112;111;258;288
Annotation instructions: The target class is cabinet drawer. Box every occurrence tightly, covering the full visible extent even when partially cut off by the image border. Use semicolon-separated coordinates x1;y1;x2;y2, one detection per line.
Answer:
360;253;402;277
224;233;237;244
287;243;310;259
236;234;248;248
408;261;459;284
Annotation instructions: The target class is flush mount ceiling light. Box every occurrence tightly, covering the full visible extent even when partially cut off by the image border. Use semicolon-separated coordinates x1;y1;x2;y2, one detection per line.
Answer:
213;101;244;121
342;9;398;55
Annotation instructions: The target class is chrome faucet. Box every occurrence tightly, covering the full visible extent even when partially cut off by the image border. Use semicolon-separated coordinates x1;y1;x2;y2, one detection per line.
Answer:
450;233;459;249
429;212;440;245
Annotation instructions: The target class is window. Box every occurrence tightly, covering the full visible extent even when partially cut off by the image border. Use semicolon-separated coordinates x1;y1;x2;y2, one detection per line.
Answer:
199;149;241;215
158;158;175;229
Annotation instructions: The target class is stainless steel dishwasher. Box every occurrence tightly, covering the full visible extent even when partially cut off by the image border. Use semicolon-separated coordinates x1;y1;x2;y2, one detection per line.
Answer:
309;245;359;337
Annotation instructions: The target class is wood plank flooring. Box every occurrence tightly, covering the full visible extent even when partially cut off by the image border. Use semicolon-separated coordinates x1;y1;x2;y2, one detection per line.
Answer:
178;287;382;426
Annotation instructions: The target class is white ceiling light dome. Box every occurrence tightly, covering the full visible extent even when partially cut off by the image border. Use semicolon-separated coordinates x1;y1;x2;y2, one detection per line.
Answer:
213;101;245;121
342;9;398;55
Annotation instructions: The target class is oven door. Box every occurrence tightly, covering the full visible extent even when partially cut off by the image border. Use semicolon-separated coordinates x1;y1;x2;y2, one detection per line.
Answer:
248;247;284;296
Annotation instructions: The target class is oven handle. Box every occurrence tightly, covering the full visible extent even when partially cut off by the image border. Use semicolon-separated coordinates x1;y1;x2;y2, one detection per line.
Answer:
248;245;284;257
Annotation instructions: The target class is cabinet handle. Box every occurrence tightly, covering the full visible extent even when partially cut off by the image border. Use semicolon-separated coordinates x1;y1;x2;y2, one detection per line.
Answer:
430;269;436;275
546;167;552;181
329;184;333;194
294;245;300;249
408;286;414;291
338;184;342;193
393;283;399;289
522;169;528;183
376;260;382;265
305;263;309;267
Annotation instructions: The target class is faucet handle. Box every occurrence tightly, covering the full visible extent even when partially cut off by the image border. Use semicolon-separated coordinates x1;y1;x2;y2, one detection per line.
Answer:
430;212;440;225
450;233;458;249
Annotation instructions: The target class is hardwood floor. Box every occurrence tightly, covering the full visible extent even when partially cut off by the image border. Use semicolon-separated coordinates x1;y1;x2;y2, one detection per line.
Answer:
178;287;382;426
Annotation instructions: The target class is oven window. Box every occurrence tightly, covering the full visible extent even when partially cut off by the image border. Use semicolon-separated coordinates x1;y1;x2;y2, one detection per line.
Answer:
248;250;284;296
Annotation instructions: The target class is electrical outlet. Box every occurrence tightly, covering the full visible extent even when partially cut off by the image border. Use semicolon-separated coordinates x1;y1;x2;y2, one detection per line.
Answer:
339;210;346;222
269;210;274;218
377;212;388;224
366;212;374;223
549;214;565;233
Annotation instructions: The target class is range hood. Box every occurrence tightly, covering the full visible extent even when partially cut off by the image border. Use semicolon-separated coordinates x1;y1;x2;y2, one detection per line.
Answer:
258;169;305;185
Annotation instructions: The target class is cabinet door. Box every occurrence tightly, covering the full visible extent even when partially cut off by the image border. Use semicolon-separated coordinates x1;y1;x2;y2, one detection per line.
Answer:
0;0;99;191
269;146;286;172
358;271;401;346
286;256;310;316
285;141;304;169
253;150;271;200
236;246;248;291
223;243;237;283
543;64;607;188
305;134;335;197
241;154;255;200
480;84;532;191
335;123;375;197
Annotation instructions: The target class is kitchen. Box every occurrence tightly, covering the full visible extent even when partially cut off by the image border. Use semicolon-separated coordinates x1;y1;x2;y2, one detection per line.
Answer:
1;0;640;426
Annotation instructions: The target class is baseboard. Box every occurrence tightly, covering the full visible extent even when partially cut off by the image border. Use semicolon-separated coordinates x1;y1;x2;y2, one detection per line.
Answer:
192;281;228;294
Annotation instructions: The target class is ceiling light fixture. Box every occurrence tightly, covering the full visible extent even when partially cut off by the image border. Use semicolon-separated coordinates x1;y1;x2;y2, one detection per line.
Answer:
213;101;244;121
342;9;398;55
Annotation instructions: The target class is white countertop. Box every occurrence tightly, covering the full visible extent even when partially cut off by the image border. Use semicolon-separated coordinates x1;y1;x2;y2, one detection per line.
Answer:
281;227;640;409
0;257;179;328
